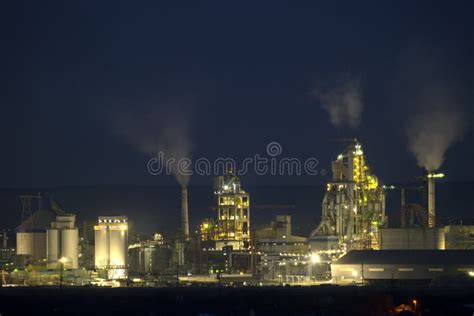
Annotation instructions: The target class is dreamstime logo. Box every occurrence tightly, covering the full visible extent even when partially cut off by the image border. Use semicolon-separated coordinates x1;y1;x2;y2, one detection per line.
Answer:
146;141;327;177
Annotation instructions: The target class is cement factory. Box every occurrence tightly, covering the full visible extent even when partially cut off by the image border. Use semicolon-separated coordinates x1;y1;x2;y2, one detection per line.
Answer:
1;140;474;288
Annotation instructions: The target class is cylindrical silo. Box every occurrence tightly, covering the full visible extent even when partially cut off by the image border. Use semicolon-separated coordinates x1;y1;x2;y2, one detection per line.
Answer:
47;229;59;267
108;227;128;279
16;232;33;255
109;229;127;267
61;229;79;269
95;228;110;268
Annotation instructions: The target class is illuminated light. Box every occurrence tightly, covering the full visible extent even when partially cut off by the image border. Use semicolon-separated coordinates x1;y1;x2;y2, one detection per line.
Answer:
427;173;445;179
310;253;320;264
351;270;358;278
468;271;474;277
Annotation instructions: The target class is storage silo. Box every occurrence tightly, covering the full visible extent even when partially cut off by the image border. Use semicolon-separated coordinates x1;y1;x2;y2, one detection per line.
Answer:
46;229;59;264
61;228;79;268
46;214;79;269
94;216;128;279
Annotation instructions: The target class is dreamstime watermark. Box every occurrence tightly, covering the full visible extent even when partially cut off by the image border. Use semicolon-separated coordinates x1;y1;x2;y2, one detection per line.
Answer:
146;141;327;177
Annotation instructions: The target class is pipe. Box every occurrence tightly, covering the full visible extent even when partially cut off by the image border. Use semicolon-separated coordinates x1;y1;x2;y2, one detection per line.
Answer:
181;187;190;241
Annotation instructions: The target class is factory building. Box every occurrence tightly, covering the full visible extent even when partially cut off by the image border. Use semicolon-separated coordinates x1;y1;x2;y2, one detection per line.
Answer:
201;170;250;250
128;233;172;276
331;250;474;284
0;230;15;268
46;214;79;269
379;228;445;250
310;140;387;251
444;225;474;249
16;200;67;264
94;216;128;279
255;215;308;254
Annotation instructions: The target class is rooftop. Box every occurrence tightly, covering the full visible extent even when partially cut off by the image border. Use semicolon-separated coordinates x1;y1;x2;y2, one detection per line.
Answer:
336;250;474;265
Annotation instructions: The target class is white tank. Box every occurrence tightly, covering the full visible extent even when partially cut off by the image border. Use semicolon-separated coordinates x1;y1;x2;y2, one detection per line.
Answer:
95;229;110;268
16;232;47;261
47;229;59;267
16;232;33;255
109;229;127;267
46;214;79;269
94;216;128;279
61;229;79;269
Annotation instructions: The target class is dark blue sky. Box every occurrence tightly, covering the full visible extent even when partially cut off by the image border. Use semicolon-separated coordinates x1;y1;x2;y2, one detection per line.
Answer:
1;1;473;188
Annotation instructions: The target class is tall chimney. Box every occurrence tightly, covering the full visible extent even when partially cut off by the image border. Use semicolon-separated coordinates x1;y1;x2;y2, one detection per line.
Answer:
181;186;189;241
427;172;435;228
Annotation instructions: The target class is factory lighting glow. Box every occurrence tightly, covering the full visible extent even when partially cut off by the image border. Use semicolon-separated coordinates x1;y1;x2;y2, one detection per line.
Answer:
427;173;445;179
310;253;320;264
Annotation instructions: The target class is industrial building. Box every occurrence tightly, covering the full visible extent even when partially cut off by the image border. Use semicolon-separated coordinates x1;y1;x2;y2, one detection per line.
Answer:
310;140;387;251
255;215;308;254
444;225;474;249
200;170;250;250
16;196;67;264
128;233;172;276
46;214;79;269
0;230;15;268
331;250;474;284
379;228;445;250
94;216;129;279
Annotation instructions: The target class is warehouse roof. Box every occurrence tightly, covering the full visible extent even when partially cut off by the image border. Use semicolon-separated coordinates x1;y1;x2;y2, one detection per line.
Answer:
335;250;474;265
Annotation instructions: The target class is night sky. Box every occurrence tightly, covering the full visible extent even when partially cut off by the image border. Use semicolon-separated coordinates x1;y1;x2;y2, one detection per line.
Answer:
1;2;473;188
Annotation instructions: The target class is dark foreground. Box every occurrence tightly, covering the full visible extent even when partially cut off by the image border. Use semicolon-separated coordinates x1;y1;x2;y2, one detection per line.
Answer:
0;285;473;316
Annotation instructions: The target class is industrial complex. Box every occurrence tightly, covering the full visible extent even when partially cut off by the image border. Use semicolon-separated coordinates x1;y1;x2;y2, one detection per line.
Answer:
1;139;474;289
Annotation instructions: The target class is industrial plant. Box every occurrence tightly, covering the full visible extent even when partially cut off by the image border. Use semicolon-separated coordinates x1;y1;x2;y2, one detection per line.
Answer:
0;139;472;290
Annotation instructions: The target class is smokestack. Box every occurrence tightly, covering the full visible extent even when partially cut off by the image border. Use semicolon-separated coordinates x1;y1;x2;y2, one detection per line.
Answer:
426;172;444;228
427;172;435;228
181;187;189;242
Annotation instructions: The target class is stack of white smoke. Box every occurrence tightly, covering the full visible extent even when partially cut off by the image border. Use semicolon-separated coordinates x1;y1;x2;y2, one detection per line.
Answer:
110;104;193;241
407;93;465;228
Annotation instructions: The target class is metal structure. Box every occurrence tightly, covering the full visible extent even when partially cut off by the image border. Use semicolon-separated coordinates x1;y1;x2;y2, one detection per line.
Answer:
19;194;42;231
310;140;387;250
204;169;250;250
401;203;429;228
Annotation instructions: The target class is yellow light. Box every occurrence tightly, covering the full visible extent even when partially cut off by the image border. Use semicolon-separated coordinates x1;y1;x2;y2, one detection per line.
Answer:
428;173;445;179
310;253;320;264
468;271;474;277
59;257;68;264
351;270;358;278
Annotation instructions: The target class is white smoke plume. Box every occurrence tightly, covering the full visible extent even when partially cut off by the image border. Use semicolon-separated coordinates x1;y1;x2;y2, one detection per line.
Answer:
312;77;363;129
407;88;466;171
110;102;193;187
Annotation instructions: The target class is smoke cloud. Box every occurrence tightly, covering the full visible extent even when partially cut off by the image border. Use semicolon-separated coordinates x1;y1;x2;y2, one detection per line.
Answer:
312;76;363;129
406;88;466;171
110;102;193;187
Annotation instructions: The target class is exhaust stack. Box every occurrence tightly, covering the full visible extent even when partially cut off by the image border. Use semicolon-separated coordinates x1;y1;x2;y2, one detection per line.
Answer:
427;172;444;228
181;186;189;242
